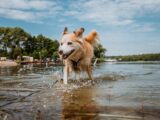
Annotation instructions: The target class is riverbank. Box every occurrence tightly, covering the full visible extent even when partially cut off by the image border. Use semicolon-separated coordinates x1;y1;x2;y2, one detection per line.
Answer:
0;61;18;67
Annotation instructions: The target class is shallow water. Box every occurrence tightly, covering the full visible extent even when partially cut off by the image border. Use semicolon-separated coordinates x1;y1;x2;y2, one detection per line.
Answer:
0;62;160;120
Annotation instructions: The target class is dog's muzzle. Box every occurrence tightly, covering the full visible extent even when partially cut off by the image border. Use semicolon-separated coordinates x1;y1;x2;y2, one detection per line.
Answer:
59;49;75;59
59;50;63;55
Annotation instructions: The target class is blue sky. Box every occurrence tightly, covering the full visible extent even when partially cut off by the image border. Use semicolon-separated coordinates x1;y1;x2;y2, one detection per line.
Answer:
0;0;160;55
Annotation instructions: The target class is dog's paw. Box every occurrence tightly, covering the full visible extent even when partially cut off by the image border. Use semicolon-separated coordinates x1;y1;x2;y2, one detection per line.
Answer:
60;78;63;84
91;80;96;85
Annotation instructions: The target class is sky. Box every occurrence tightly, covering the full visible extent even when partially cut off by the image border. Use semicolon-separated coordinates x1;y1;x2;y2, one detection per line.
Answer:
0;0;160;56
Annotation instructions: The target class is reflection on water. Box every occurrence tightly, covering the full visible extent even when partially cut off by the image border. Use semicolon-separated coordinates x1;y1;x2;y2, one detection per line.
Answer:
62;88;99;119
0;63;160;120
0;66;20;77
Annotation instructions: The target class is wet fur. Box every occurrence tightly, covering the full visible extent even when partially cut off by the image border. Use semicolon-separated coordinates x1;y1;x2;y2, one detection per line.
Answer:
59;28;99;84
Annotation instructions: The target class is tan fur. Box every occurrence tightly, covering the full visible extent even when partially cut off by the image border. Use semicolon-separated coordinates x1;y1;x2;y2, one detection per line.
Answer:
84;30;99;46
59;28;99;84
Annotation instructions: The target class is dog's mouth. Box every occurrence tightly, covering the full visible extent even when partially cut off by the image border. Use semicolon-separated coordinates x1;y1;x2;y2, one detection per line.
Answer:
62;49;75;59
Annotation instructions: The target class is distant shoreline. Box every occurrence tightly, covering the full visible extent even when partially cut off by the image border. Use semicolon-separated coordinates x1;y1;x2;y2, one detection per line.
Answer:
105;61;160;64
0;61;18;67
0;60;160;67
106;53;160;61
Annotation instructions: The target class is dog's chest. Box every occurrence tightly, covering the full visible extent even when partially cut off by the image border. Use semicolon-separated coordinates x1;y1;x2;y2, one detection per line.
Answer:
69;58;82;72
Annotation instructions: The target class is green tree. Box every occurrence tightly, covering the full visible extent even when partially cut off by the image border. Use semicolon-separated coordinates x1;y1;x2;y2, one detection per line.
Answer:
0;27;30;59
94;44;106;58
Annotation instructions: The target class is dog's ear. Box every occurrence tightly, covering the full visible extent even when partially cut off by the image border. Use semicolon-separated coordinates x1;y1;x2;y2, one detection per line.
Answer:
73;28;85;37
63;27;68;35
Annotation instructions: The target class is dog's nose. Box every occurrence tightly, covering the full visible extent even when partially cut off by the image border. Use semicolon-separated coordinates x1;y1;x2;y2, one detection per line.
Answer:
59;50;63;55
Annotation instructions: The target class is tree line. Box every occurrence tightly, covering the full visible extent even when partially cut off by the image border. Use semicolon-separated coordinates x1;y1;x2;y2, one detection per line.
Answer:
0;27;59;60
107;53;160;61
0;27;106;61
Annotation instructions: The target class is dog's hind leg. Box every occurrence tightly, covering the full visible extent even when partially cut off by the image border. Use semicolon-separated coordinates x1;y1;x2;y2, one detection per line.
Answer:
86;66;93;80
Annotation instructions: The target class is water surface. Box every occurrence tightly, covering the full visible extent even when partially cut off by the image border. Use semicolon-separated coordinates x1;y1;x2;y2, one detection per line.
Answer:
0;62;160;120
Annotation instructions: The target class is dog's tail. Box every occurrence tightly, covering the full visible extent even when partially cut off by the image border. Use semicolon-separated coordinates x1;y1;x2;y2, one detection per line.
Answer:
84;30;99;46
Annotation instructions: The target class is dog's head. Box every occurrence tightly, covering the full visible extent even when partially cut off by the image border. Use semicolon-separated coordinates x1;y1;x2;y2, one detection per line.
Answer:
58;27;84;59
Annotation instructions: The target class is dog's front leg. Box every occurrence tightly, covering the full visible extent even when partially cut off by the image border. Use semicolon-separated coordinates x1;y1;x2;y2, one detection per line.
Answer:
63;61;68;84
86;66;93;80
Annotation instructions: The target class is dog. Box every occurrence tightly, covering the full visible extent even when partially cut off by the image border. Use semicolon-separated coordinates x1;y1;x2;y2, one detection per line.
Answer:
58;27;99;84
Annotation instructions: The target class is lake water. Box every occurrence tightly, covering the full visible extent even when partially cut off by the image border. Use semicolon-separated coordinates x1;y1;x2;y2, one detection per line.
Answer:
0;62;160;120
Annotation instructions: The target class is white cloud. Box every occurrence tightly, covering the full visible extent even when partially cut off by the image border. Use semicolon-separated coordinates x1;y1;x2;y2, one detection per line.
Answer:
0;8;39;22
0;0;57;10
0;0;61;23
0;0;160;30
65;0;160;28
131;24;156;32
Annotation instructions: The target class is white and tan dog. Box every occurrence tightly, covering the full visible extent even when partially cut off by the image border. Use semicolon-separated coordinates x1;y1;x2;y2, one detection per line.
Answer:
58;27;99;84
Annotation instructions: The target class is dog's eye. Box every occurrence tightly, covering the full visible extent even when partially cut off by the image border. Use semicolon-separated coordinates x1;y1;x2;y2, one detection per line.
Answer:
67;42;72;45
61;43;63;45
